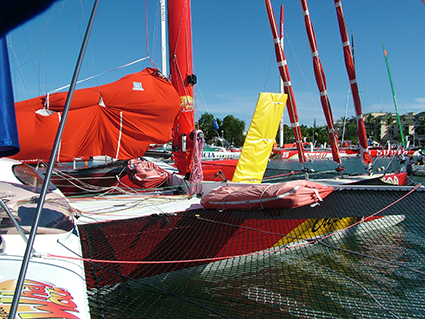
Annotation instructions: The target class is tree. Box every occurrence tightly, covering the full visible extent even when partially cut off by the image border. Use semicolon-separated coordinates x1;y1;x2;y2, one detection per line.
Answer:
385;115;395;141
221;115;245;147
365;113;375;137
344;122;358;145
385;115;395;127
314;126;330;146
197;112;220;144
274;124;294;144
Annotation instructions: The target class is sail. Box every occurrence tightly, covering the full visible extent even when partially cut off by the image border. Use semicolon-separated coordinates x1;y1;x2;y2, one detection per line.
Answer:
10;68;180;162
232;92;287;183
334;0;372;165
264;0;306;164
168;0;197;175
299;0;342;167
0;36;20;157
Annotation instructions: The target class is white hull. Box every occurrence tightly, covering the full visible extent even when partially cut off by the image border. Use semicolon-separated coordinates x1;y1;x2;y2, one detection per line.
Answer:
411;164;425;176
1;231;90;319
0;177;90;319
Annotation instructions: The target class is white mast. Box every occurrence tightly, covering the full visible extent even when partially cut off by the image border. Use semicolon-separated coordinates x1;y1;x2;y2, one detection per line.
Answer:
279;5;284;147
160;0;167;75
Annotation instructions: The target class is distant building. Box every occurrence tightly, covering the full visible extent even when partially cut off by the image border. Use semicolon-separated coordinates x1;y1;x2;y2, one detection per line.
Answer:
415;112;425;146
335;112;424;147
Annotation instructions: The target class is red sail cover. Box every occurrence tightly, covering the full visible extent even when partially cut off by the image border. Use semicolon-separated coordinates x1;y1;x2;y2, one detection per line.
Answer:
264;0;306;164
299;0;341;167
168;0;196;175
11;68;180;162
334;0;372;165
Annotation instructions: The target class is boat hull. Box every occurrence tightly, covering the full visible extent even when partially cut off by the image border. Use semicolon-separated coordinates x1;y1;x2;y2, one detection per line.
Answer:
272;148;415;160
77;185;413;289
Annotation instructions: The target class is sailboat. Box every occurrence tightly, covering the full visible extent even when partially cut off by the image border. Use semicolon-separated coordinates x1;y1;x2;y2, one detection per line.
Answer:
1;1;423;318
272;0;409;185
70;0;412;279
1;12;91;318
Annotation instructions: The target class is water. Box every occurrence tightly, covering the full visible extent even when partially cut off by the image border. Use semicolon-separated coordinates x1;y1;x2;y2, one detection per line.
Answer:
86;156;425;318
90;211;425;318
264;156;425;186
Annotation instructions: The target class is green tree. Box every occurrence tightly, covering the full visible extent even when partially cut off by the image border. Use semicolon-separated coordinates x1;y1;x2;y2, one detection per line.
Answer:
344;122;358;145
385;115;395;141
365;113;375;137
221;115;245;147
275;124;294;144
197;112;220;144
314;126;330;146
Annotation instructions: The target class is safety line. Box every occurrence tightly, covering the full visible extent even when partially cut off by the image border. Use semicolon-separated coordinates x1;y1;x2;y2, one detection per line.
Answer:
47;184;421;264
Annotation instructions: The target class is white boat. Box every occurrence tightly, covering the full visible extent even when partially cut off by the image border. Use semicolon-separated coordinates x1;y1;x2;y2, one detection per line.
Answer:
1;1;422;318
0;162;90;318
202;146;241;161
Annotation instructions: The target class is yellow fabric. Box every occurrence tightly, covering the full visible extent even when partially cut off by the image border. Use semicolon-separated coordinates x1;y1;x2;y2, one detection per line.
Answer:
273;217;356;247
232;92;287;183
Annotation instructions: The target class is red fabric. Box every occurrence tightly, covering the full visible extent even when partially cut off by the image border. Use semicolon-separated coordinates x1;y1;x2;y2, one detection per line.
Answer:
334;0;372;164
11;68;180;162
201;159;238;181
201;180;334;210
300;0;341;166
127;159;169;189
168;0;196;175
264;0;306;164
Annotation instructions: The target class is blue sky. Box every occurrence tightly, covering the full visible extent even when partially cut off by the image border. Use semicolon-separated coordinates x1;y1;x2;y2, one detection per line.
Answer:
7;0;425;129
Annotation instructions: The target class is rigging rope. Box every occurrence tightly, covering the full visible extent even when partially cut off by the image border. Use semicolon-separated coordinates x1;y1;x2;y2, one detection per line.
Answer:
189;130;204;195
49;184;422;264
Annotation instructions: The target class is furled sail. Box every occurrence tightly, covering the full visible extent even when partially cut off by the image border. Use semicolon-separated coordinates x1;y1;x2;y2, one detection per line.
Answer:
168;0;197;176
11;67;180;162
334;0;372;166
299;0;342;169
264;0;307;165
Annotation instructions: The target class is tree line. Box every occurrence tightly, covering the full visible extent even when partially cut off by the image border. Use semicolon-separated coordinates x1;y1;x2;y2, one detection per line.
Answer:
197;112;344;148
199;111;425;148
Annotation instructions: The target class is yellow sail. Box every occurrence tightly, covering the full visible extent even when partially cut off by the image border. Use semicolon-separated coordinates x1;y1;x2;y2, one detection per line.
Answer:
232;92;287;183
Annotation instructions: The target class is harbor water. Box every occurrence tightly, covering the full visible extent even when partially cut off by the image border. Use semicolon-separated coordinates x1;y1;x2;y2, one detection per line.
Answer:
86;156;425;318
264;156;425;186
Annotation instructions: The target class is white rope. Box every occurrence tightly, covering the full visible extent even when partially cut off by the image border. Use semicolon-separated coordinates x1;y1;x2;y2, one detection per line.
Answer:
48;57;149;93
115;111;123;159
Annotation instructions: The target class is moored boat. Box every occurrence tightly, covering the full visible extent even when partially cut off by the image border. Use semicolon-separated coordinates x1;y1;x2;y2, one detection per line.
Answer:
0;177;90;318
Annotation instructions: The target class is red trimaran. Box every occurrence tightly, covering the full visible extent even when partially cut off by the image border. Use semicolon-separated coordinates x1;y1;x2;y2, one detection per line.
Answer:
9;0;236;195
268;0;408;185
0;1;416;317
71;0;408;290
272;0;414;163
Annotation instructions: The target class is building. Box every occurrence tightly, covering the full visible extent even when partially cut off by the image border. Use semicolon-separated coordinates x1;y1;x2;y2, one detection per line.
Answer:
335;112;423;147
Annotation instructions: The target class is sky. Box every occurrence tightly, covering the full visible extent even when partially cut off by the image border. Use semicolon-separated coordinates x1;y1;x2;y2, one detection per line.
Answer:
6;0;425;129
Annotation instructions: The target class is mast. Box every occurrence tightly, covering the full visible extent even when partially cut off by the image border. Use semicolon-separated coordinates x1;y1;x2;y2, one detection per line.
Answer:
299;0;342;169
278;5;284;148
160;0;167;75
8;1;100;317
383;44;405;148
264;0;307;167
168;0;197;176
333;0;372;167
